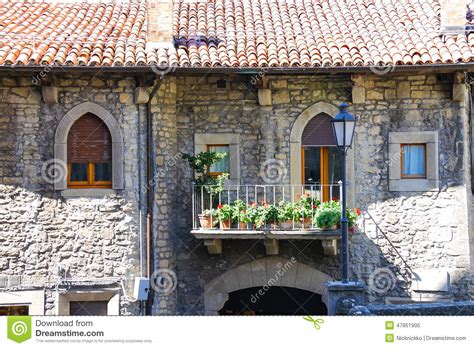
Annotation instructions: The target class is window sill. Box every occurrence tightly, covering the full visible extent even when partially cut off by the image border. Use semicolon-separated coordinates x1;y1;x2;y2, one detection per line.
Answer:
60;188;116;197
389;179;438;192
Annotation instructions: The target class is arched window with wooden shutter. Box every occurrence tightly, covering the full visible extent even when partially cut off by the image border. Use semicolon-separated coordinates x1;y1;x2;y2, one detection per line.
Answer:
67;113;112;188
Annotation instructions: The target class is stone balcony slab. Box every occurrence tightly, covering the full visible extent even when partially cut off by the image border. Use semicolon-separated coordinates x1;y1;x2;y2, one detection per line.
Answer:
191;229;341;256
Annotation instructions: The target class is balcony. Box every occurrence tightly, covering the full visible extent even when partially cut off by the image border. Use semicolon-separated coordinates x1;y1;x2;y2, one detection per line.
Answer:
191;184;342;256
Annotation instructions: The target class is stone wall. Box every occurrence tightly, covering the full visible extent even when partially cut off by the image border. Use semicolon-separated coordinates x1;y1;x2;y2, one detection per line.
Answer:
0;75;143;315
174;73;473;314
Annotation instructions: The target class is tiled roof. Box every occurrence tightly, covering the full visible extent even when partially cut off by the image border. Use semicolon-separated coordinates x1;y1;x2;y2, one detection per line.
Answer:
0;0;149;66
173;0;474;68
0;0;474;68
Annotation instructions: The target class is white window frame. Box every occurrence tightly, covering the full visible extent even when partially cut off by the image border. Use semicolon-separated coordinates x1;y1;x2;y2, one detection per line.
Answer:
0;290;45;315
389;131;438;191
194;133;240;186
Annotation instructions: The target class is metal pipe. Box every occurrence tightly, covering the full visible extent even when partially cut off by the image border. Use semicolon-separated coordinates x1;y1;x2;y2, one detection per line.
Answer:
145;78;163;315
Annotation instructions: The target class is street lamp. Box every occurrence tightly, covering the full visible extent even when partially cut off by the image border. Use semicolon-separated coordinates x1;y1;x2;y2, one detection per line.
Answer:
331;102;356;283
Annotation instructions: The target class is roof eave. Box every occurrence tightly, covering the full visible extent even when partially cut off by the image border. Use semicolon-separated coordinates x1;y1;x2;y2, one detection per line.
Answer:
1;63;474;75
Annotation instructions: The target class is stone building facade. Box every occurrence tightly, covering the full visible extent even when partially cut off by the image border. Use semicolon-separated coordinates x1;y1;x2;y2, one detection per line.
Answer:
1;0;474;316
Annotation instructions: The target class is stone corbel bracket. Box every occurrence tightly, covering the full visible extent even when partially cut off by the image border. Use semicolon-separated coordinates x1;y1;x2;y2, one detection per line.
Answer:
42;86;59;105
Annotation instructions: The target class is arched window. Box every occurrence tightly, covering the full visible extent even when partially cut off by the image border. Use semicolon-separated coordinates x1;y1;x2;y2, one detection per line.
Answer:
301;113;342;201
67;113;112;188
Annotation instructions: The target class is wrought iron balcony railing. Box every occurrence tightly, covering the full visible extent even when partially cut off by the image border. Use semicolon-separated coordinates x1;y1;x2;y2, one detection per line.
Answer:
192;183;342;231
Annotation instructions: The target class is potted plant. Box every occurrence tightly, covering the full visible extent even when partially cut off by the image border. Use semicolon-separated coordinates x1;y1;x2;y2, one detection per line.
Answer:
314;200;341;230
347;207;361;234
198;209;218;229
277;201;295;230
217;203;234;229
247;202;266;229
232;199;249;229
264;203;279;229
182;151;229;196
294;193;320;229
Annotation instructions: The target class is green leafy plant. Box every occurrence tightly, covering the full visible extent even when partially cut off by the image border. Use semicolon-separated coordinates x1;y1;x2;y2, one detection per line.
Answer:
347;207;361;228
201;209;218;219
277;201;295;222
232;200;250;224
314;200;341;229
247;202;266;228
217;203;234;222
294;193;320;220
264;204;279;225
182;151;229;194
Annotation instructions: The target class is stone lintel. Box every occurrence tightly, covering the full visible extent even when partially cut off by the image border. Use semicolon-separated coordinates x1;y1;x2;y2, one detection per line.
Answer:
263;239;279;255
204;239;222;254
322;239;338;256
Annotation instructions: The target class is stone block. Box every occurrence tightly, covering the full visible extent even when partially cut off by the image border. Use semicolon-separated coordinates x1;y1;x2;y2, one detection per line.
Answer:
452;83;467;103
42;86;58;105
397;81;411;99
272;90;290;104
258;88;272;106
352;86;365;104
134;87;150;104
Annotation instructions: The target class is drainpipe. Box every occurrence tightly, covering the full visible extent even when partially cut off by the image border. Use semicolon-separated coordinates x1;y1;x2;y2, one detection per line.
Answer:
145;78;162;315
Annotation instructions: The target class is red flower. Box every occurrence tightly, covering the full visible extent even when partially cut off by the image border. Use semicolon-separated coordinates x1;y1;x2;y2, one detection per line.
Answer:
312;204;318;209
305;192;310;197
355;208;361;216
218;204;223;209
251;202;257;207
332;198;339;202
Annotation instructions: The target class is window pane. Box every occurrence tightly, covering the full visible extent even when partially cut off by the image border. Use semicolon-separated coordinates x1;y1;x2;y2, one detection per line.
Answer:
94;163;111;181
304;147;321;184
70;163;88;182
402;145;425;177
208;145;230;173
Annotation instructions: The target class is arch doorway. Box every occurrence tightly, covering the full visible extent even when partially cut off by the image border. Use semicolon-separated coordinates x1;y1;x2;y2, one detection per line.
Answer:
219;286;327;315
204;257;332;315
301;113;342;201
289;101;355;205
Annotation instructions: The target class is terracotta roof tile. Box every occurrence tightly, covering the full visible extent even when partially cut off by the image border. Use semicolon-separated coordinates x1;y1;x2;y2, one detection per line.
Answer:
1;0;474;69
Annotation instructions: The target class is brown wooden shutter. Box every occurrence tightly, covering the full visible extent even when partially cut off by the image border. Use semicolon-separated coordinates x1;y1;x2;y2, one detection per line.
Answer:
301;113;336;146
69;301;108;316
67;113;112;163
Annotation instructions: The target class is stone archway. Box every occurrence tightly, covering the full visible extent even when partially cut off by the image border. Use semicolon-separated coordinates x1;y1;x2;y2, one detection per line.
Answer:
204;257;332;315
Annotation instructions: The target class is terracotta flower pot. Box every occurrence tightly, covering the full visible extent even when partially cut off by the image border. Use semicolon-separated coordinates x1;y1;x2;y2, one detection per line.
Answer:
198;215;215;229
300;217;313;229
238;221;248;229
279;220;294;230
220;219;232;230
320;225;339;231
269;222;278;230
